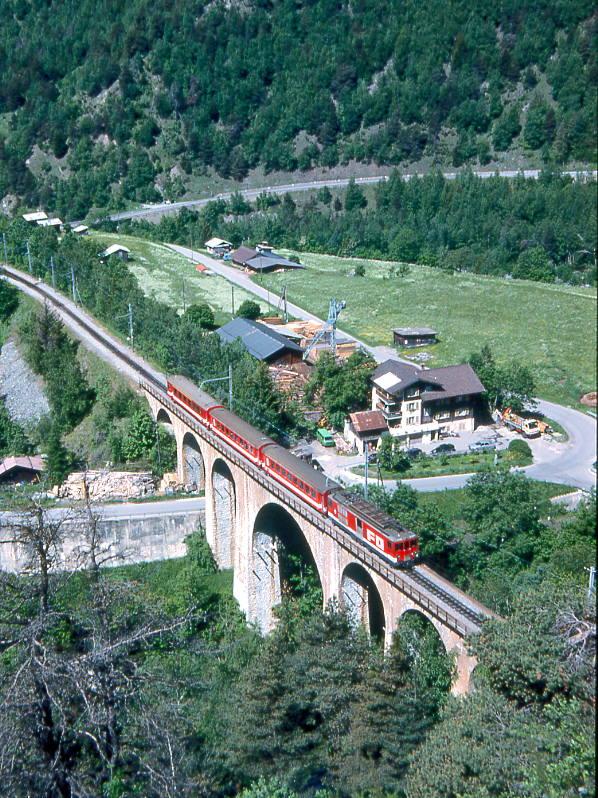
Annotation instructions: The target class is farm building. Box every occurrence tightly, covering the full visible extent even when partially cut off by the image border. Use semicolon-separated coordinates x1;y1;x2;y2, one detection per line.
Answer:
371;359;485;443
231;244;304;273
99;244;130;261
344;410;388;454
22;211;48;223
393;327;438;347
204;237;232;256
71;224;89;235
0;455;45;485
37;217;63;229
215;318;303;366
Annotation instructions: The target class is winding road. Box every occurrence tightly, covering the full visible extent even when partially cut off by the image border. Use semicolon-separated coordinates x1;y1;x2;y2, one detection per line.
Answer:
101;168;597;224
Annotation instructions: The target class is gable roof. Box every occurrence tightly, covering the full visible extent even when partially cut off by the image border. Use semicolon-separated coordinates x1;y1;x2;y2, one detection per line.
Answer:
204;237;232;248
372;359;485;399
216;318;303;361
349;410;387;434
100;244;130;257
0;455;45;479
231;246;304;271
393;327;437;336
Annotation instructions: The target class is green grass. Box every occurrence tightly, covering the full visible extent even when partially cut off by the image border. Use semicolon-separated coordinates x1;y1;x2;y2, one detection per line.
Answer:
354;448;532;480
90;233;258;324
258;252;597;408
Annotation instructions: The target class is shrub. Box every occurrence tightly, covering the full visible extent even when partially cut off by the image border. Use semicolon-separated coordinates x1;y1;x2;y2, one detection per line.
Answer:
507;438;532;460
236;300;261;320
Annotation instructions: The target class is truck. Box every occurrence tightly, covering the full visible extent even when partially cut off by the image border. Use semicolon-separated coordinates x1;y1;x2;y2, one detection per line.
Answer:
500;408;542;438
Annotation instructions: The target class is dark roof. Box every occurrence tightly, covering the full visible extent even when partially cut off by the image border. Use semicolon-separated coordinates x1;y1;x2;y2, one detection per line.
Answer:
372;359;485;400
393;327;437;336
231;246;258;265
168;375;224;410
245;254;303;272
216;318;303;361
349;410;387;434
231;246;303;272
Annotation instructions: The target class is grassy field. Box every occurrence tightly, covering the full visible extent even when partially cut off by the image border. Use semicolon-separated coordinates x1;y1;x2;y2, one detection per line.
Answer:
91;233;257;324
259;252;596;408
418;481;576;524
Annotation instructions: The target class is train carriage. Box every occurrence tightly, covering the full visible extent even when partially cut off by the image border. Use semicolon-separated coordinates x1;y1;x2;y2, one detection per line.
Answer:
262;444;337;512
167;375;223;425
210;406;275;463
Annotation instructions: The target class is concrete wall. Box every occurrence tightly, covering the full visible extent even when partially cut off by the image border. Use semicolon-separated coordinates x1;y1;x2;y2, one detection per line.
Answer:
0;509;205;574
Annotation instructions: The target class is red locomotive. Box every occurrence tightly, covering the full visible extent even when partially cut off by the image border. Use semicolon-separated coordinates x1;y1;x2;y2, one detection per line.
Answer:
167;375;419;565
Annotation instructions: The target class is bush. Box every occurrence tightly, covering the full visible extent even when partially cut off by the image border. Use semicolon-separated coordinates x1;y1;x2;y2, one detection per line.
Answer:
507;438;532;460
236;300;261;320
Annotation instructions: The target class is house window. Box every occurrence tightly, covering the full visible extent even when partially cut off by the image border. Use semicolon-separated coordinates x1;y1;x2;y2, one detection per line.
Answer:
455;408;470;417
407;416;417;425
407;402;418;411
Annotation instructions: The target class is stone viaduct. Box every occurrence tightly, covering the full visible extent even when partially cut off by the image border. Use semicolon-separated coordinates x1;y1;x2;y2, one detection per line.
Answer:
143;381;494;694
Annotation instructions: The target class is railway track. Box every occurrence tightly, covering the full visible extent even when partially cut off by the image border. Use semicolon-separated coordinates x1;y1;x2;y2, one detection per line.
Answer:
2;264;495;635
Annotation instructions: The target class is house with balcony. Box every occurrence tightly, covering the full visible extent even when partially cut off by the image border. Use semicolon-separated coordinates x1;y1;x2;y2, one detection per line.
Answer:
371;359;485;444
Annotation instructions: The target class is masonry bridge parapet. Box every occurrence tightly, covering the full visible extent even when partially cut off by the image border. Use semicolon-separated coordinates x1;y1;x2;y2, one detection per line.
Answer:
144;381;494;695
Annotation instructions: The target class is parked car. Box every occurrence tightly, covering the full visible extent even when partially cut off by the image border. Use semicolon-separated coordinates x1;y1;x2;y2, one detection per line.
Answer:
406;447;423;459
469;440;496;453
432;443;456;456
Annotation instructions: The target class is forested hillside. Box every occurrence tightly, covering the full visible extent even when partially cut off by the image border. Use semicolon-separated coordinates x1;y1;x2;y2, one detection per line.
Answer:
0;0;596;215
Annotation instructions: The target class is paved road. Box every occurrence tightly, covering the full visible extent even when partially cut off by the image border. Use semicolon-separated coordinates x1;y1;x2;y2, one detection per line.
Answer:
99;169;597;224
4;265;595;493
0;497;206;525
167;243;405;365
318;399;597;492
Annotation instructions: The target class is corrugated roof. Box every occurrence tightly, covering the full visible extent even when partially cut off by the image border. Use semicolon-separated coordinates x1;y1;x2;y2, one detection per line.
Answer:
205;237;232;248
349;410;387;434
101;244;130;256
23;211;48;222
245;254;303;271
231;246;258;264
216;318;302;361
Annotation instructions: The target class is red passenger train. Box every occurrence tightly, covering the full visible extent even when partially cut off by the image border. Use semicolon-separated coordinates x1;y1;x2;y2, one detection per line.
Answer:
167;375;419;565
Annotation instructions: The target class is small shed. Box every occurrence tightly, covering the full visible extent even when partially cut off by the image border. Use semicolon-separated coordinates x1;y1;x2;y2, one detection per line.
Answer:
0;455;45;485
393;327;438;348
204;237;232;257
344;410;387;454
72;224;89;235
100;244;131;261
22;211;48;223
37;217;63;229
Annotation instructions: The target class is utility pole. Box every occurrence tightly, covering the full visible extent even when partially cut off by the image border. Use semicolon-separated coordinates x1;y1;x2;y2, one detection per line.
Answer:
70;265;77;302
228;363;233;411
26;240;32;273
2;232;7;264
231;284;235;316
364;445;369;500
50;256;56;288
181;277;187;313
127;303;134;346
586;566;596;602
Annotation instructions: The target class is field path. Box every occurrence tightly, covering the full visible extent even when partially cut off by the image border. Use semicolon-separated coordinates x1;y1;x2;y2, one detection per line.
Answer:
166;243;408;365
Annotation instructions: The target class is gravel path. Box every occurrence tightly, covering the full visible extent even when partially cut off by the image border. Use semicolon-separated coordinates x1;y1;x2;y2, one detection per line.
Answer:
0;338;49;426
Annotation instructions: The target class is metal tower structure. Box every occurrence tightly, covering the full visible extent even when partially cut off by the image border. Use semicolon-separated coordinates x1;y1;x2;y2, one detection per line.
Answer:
302;298;346;361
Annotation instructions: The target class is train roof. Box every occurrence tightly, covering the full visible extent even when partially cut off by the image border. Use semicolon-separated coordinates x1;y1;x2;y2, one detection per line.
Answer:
264;443;339;495
168;374;223;410
333;490;417;542
211;406;277;450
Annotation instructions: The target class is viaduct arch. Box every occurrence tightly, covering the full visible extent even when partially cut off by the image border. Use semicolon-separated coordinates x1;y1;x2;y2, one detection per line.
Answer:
143;384;494;694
